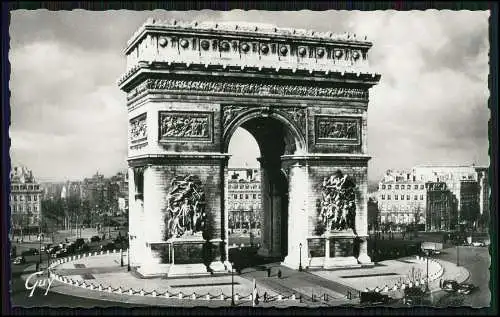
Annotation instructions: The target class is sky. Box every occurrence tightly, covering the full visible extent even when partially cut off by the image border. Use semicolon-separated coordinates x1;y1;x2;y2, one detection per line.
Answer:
8;9;490;182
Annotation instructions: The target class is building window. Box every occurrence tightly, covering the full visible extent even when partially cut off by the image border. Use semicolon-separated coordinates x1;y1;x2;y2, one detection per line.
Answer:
27;195;31;201
388;185;392;189
382;185;386;189
414;185;418;189
395;185;399;189
233;194;237;199
240;194;243;199
245;194;249;199
414;195;418;200
406;195;410;200
401;195;404;200
395;195;398;200
240;185;244;189
420;195;424;200
381;195;385;200
13;195;17;202
246;185;249;189
420;185;424;190
258;194;261;199
253;194;256;199
407;185;411;189
387;195;391;200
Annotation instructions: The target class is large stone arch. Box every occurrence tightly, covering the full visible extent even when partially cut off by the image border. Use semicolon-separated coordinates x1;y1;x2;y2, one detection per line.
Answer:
119;19;381;277
222;106;307;155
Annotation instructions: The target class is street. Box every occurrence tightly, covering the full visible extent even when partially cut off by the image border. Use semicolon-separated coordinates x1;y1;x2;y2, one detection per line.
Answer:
431;246;491;308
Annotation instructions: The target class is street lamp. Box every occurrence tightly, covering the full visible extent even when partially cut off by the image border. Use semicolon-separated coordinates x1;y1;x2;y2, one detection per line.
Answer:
231;261;235;306
456;242;460;267
299;243;303;272
425;250;430;293
38;232;43;265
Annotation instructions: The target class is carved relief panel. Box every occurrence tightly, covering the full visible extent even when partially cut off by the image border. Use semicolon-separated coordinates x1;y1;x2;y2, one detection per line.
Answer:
130;113;147;145
314;116;361;145
158;111;213;143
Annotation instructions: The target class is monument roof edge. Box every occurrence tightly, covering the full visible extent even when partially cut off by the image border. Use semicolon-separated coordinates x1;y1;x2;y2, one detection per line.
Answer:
124;18;372;54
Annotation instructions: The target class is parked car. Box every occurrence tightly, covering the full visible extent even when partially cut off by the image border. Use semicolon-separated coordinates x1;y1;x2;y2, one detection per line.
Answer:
21;248;39;256
360;291;391;305
457;283;477;295
472;241;485;247
403;287;427;305
442;280;460;292
74;238;85;248
13;256;26;265
90;236;101;243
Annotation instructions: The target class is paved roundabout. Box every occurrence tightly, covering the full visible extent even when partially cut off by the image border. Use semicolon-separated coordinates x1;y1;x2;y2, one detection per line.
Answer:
20;248;466;307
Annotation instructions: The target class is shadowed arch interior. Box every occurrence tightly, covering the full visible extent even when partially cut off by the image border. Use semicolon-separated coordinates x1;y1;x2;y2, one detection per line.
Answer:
226;115;298;260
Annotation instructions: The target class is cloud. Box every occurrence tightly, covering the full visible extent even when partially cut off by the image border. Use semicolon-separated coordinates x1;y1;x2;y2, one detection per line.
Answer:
8;10;490;182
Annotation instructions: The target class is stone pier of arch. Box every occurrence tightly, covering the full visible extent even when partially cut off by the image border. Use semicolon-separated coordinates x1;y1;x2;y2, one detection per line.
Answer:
119;19;381;277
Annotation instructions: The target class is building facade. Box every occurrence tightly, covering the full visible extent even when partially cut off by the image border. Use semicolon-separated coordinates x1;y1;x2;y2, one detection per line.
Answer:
425;182;453;231
377;165;485;231
377;171;427;228
412;165;482;229
10;166;43;234
226;168;262;230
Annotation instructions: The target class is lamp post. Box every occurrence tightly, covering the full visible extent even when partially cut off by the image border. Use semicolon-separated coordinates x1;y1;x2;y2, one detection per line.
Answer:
38;232;43;265
231;261;235;306
299;243;303;272
425;250;430;293
456;243;460;267
127;232;132;271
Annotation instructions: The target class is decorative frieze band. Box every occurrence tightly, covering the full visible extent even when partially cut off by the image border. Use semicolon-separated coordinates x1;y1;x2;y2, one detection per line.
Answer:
315;116;361;145
127;78;368;101
159;111;213;142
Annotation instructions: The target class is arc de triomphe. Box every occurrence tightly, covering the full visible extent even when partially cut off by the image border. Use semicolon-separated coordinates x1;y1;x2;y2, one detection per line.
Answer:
118;19;381;277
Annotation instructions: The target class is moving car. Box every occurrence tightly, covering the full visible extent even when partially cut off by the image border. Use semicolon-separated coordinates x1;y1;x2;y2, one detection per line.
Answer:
13;256;26;265
457;283;477;295
471;241;485;247
442;280;460;292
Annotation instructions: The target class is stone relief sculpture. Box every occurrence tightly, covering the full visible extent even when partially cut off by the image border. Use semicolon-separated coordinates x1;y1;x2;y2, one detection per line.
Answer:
159;112;210;139
165;175;207;239
130;114;147;142
223;105;247;127
128;79;368;101
281;107;306;133
317;118;358;140
319;170;356;233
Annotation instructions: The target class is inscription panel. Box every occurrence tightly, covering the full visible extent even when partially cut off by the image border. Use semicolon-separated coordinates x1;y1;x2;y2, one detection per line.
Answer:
129;113;147;144
315;116;361;145
159;111;213;143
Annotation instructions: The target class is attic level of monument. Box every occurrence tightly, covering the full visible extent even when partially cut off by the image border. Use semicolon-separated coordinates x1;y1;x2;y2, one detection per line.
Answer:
117;19;380;90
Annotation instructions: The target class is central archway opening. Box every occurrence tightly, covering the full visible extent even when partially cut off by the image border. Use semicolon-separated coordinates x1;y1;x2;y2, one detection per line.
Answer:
226;113;304;266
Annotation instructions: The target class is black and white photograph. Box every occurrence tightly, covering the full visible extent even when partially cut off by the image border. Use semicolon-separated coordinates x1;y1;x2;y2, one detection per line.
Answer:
5;5;495;313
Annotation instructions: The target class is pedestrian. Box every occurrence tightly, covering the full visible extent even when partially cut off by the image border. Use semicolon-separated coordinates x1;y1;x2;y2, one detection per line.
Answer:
439;279;443;288
277;269;282;279
267;267;271;277
263;291;268;303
